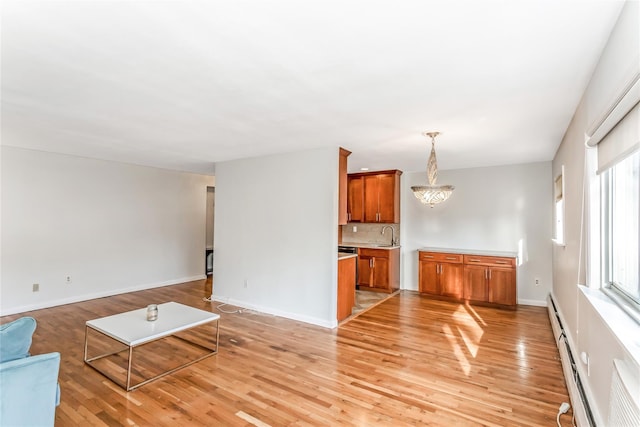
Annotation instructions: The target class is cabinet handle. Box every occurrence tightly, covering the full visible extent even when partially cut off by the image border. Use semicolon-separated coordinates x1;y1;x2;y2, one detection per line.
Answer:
348;213;351;221
440;265;444;274
485;269;488;280
495;260;508;264
445;257;457;260
469;259;481;262
488;269;492;280
423;255;434;258
369;259;373;268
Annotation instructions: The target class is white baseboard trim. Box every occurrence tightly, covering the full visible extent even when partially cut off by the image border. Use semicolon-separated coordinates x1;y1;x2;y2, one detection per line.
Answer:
0;275;206;316
211;295;337;329
518;298;547;307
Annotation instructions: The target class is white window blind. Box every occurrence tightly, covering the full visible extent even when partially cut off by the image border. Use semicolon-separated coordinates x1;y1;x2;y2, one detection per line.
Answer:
595;99;640;310
595;101;640;174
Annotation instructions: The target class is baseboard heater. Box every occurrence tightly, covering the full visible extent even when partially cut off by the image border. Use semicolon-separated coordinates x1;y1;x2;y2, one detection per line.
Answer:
547;294;597;427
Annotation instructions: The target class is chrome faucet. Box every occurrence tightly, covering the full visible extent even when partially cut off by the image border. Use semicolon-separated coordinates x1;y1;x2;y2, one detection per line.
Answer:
381;225;396;246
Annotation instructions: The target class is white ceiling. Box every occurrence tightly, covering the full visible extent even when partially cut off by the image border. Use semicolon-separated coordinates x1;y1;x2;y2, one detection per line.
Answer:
1;0;625;175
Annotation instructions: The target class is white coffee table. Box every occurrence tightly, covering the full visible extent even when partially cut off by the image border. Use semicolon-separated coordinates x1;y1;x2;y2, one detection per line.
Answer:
84;302;220;391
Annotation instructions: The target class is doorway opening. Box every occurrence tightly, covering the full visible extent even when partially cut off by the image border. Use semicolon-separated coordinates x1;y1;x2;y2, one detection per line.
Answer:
205;187;215;297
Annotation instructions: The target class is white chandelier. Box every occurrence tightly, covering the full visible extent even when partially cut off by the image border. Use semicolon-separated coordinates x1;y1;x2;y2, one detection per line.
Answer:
411;131;455;207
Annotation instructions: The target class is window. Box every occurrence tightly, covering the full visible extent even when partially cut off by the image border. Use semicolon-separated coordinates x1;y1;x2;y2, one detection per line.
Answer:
601;150;640;305
554;166;565;245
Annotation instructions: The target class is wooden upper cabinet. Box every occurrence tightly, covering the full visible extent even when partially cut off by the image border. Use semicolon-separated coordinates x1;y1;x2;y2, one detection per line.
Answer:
376;172;399;223
347;176;364;223
338;148;351;225
348;170;401;223
363;174;380;223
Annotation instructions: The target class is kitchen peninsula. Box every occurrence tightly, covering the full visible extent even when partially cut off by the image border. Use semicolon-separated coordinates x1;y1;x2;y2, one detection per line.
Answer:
337;252;357;321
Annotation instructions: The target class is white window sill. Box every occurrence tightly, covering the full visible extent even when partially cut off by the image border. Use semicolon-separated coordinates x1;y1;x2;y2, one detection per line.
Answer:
579;285;640;368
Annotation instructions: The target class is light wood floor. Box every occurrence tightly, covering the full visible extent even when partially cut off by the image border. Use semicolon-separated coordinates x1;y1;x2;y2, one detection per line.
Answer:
2;279;572;426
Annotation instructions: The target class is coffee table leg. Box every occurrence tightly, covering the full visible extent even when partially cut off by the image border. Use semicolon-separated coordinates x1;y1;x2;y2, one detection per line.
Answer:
126;346;133;391
83;326;89;362
216;319;220;352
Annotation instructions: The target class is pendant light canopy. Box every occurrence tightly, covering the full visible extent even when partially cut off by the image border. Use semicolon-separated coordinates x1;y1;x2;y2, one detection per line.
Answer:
411;132;455;207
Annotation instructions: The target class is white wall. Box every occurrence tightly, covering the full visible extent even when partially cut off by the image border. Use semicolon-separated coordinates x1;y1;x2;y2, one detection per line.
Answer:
552;2;639;424
401;162;553;305
213;147;339;328
1;146;215;314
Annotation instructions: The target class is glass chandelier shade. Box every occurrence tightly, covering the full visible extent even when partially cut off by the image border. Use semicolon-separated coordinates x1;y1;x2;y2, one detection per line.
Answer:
411;132;455;208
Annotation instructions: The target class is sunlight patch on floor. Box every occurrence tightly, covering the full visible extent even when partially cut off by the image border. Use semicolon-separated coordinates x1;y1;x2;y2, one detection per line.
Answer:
455;325;480;358
517;340;528;368
236;411;272;427
462;304;488;327
454;305;485;358
442;305;487;374
442;323;471;376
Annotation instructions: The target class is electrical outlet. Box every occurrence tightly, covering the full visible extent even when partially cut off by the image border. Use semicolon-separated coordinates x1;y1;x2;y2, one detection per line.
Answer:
66;275;72;284
581;352;590;376
352;226;357;232
244;279;248;288
32;283;39;292
535;278;540;286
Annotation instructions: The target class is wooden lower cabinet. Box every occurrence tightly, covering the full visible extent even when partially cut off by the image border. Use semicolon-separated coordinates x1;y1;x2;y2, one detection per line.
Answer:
487;268;517;306
419;250;517;308
337;256;356;321
418;261;439;295
418;255;463;299
358;247;399;293
440;263;464;299
463;265;489;301
358;254;374;287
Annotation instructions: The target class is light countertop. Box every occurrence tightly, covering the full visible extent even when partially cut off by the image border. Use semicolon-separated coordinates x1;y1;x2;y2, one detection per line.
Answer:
338;252;358;260
417;247;518;258
339;242;400;250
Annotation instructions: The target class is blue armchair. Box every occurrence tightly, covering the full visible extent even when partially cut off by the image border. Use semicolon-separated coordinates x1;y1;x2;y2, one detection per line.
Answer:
0;317;61;426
